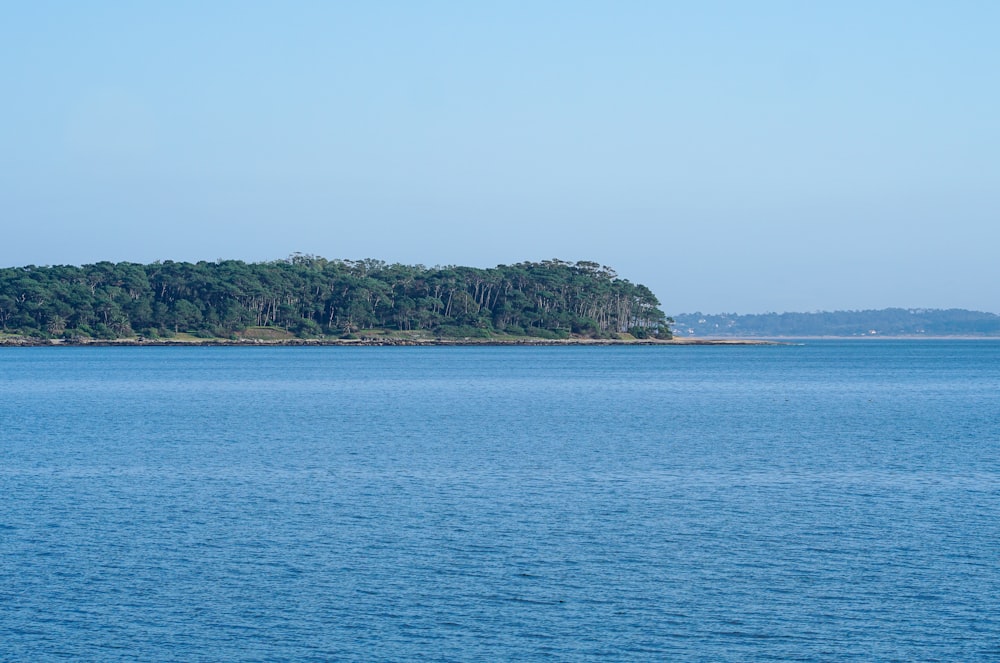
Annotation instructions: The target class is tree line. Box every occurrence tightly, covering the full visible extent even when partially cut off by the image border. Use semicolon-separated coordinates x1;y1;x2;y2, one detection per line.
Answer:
0;256;672;340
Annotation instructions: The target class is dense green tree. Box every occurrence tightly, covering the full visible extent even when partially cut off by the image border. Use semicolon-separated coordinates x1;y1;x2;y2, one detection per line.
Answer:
0;257;672;340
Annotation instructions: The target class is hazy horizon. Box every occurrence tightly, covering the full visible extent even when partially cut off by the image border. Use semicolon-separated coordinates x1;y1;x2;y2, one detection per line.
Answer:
3;2;997;314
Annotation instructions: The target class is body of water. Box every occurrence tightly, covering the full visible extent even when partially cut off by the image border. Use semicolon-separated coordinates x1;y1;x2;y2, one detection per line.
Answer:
2;342;999;660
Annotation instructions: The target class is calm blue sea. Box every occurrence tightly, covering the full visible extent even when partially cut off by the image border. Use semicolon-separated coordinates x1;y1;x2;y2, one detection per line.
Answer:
2;342;999;661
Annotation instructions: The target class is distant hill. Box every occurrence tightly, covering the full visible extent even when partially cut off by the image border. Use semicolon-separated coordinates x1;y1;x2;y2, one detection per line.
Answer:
671;309;1000;338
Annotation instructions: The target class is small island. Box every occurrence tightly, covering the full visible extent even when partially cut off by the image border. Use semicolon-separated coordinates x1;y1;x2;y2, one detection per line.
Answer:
3;256;765;346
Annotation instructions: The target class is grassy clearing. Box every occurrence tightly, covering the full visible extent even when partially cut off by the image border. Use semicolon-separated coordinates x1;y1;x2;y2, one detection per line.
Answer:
237;327;297;341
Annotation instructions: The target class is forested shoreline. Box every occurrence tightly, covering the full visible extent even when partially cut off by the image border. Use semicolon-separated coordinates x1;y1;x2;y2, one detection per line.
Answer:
0;256;671;341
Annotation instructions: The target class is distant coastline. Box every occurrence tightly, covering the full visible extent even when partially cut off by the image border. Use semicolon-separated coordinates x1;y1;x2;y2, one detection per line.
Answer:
672;308;1000;338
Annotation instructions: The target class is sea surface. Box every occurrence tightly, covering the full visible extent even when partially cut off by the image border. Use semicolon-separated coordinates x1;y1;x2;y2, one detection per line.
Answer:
1;341;999;661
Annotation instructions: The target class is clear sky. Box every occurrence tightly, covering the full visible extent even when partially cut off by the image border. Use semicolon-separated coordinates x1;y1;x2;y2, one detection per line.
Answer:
2;1;998;314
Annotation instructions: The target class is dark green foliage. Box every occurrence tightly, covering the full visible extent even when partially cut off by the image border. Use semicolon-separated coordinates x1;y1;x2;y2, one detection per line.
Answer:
0;257;671;340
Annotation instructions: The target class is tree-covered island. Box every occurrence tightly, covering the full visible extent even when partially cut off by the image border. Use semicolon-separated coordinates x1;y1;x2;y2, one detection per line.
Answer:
0;256;673;343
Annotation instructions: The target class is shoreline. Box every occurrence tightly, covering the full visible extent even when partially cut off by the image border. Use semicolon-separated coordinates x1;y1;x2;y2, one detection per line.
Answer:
0;336;782;347
6;334;997;347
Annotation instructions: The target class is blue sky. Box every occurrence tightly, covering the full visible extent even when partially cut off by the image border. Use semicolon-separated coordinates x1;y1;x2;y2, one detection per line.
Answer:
2;1;997;314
